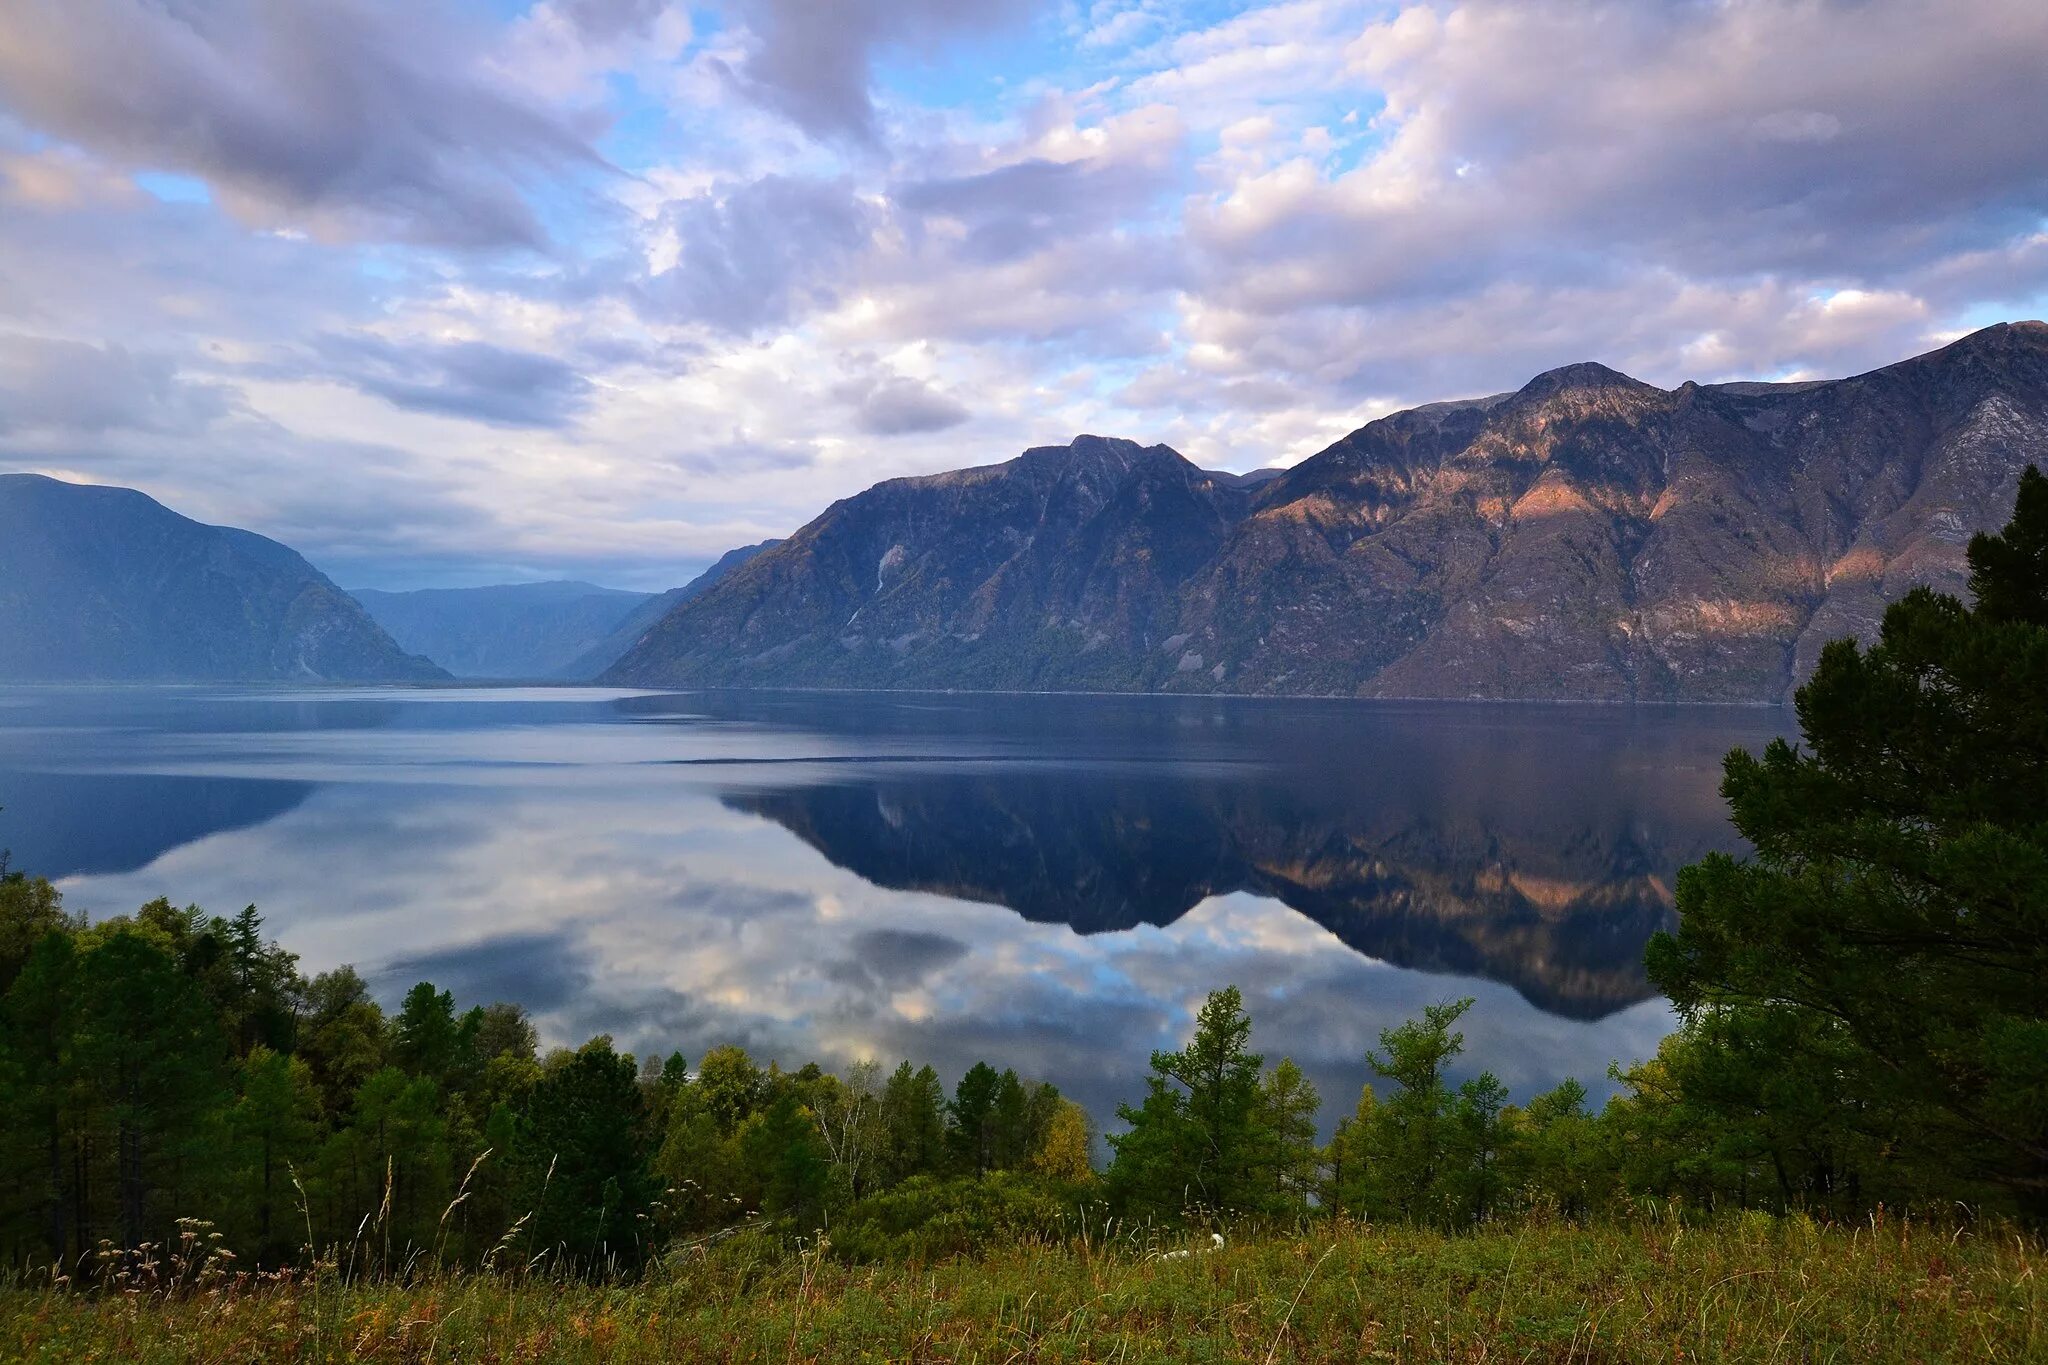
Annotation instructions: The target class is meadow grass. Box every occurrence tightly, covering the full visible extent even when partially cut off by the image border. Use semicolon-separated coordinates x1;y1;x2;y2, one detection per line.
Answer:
2;1214;2039;1363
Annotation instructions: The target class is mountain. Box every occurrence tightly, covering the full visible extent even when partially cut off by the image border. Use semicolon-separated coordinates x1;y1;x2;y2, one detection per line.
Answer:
0;474;446;683
608;323;2048;701
608;436;1260;690
561;539;781;680
351;580;653;680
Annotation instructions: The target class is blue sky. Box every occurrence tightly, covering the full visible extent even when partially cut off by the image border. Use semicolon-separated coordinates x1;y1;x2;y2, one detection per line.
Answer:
1;0;2045;589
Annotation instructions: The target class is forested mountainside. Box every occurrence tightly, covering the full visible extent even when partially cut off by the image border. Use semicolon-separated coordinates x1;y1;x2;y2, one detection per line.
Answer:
0;474;444;683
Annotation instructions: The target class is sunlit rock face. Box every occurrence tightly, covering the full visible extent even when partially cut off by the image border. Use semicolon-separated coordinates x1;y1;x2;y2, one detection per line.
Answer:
610;324;2048;700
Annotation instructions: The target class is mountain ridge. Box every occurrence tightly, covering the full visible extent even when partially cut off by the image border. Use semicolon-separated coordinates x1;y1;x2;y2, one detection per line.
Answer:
608;323;2048;700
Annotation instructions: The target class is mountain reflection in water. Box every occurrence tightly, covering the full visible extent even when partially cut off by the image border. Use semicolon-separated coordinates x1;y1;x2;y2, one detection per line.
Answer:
0;686;1787;1127
705;693;1760;1021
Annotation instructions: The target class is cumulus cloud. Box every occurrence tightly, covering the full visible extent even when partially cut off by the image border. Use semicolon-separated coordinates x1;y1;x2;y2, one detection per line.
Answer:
1191;0;2048;317
0;0;604;247
2;0;2045;585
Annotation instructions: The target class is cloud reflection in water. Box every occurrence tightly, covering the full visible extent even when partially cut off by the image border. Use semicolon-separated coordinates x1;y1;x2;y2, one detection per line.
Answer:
3;687;1785;1131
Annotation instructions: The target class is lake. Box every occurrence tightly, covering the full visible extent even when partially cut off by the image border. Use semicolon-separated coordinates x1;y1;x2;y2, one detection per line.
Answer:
0;685;1787;1132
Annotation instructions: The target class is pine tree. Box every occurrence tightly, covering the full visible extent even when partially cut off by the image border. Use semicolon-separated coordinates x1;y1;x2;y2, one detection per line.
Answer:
229;1045;322;1259
72;931;233;1250
1363;998;1472;1226
948;1062;1004;1174
1649;467;2048;1211
1107;986;1271;1214
1258;1058;1321;1213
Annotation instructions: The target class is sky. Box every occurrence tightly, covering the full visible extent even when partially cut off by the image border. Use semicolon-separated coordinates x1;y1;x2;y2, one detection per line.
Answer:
2;0;2046;590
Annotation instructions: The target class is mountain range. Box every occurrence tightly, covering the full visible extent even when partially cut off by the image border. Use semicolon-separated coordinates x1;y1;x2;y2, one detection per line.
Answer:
352;580;653;680
6;324;2044;693
0;474;444;683
349;540;780;680
607;322;2048;702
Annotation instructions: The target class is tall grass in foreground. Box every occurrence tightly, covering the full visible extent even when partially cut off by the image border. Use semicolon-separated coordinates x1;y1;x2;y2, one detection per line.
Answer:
2;1213;2039;1363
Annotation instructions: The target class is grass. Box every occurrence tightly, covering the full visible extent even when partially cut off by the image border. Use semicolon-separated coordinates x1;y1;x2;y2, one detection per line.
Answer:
1;1214;2040;1363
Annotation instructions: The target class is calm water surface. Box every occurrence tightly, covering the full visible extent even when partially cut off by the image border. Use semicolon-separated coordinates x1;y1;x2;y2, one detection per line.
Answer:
0;686;1787;1130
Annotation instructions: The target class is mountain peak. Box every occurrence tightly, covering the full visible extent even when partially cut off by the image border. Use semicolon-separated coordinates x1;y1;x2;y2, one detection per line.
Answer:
1514;361;1659;403
1936;319;2048;362
1023;434;1152;469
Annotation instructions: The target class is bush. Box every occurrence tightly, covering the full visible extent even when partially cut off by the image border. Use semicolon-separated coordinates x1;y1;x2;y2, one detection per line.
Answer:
828;1172;1083;1263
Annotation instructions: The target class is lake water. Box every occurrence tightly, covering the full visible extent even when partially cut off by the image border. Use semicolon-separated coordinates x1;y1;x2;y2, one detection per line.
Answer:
0;686;1787;1131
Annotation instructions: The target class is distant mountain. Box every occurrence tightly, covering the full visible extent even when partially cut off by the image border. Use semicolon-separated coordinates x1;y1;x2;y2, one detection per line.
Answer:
0;474;446;683
561;539;780;680
608;323;2048;700
351;580;653;680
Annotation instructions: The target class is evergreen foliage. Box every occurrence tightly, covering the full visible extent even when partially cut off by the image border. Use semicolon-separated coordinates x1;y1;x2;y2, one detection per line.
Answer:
1648;465;2048;1213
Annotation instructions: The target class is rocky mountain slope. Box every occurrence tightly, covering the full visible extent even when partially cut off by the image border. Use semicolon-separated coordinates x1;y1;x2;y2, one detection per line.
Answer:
608;436;1261;690
0;474;446;683
608;323;2048;701
352;580;654;679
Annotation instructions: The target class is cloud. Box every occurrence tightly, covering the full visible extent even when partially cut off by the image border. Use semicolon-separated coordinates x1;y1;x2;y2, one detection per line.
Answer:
559;0;674;43
834;371;971;435
372;930;594;1013
641;175;879;332
1191;0;2048;316
1101;0;2048;443
0;0;604;248
0;334;237;436
2;0;2045;590
721;0;1040;145
312;333;595;429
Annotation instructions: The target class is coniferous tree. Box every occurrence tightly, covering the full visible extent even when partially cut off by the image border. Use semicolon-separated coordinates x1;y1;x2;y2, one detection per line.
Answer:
738;1092;830;1227
229;1045;322;1259
73;930;233;1251
1649;467;2048;1211
1107;986;1273;1214
0;931;82;1264
520;1036;657;1272
878;1062;947;1186
1361;998;1472;1225
1258;1058;1322;1213
949;1062;1004;1175
298;966;388;1119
